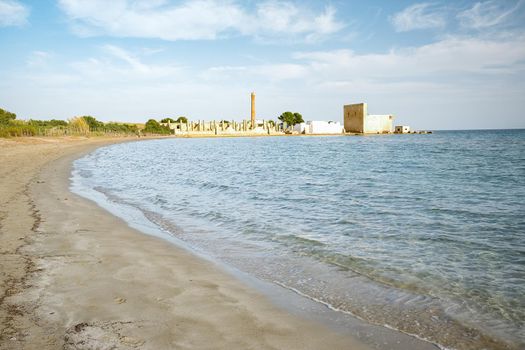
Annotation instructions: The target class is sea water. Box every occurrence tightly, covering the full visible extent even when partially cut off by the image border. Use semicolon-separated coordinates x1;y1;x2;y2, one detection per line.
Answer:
72;130;525;349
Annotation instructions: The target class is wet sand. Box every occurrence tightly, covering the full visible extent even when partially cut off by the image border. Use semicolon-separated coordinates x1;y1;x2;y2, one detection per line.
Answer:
0;136;436;350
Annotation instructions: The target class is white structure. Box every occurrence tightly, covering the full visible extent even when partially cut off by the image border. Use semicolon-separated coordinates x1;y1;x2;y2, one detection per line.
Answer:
293;123;306;133
365;115;394;134
395;125;410;133
294;121;344;134
308;121;344;134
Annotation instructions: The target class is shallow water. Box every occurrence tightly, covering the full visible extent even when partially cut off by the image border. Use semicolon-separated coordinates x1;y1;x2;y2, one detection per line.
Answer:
72;130;525;349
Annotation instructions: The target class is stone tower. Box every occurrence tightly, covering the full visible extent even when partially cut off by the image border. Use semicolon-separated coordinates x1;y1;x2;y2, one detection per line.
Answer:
343;103;367;133
344;103;394;134
251;92;256;129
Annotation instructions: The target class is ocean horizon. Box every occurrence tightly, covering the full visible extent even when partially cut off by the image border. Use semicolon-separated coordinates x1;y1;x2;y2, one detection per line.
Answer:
72;129;525;350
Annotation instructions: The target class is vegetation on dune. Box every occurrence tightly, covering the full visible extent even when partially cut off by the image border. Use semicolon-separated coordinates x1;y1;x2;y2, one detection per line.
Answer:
0;123;37;137
0;108;142;138
77;116;139;134
82;116;105;131
68;117;90;135
278;111;304;126
143;119;172;135
0;109;36;137
104;122;139;134
0;108;17;125
28;119;68;127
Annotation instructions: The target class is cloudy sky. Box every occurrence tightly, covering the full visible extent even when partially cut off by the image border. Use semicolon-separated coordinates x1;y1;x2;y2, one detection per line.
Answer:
0;0;524;129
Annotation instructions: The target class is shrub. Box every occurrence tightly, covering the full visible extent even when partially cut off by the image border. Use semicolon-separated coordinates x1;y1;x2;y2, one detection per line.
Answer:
28;119;68;128
104;123;139;134
143;119;172;134
69;117;90;135
0;124;37;137
81;116;104;132
0;108;16;125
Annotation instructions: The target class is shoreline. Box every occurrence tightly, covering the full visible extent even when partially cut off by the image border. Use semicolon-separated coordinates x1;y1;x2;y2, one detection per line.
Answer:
2;136;437;349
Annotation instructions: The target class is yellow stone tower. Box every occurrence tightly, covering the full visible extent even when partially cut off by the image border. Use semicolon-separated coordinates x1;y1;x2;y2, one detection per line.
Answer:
251;92;256;129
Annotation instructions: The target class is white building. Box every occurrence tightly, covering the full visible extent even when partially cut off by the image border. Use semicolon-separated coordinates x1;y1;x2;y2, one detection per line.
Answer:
294;121;344;134
364;115;394;134
293;123;306;133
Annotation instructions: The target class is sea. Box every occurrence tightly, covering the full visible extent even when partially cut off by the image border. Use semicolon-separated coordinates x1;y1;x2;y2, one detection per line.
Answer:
71;130;525;350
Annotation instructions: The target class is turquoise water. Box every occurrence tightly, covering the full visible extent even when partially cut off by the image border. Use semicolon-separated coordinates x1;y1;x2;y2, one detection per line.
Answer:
73;130;525;349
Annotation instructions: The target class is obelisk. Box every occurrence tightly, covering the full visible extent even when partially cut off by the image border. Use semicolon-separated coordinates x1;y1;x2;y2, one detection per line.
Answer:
251;92;256;129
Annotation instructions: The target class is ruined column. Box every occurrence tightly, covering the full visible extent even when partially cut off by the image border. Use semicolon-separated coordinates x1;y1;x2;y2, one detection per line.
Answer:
251;92;256;129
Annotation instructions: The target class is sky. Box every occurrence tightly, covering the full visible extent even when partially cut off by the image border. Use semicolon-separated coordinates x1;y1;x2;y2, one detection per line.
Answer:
0;0;524;130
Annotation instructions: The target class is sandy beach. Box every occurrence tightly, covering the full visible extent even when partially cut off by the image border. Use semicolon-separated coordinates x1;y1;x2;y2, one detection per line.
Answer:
0;136;442;350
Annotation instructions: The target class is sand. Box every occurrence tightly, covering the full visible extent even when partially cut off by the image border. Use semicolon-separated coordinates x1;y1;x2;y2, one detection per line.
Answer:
0;136;440;350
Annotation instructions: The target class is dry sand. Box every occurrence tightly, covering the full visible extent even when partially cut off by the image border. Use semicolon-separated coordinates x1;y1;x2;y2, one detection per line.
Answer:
0;136;372;349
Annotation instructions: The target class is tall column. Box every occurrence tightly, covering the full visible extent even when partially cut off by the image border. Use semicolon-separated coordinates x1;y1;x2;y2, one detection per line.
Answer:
251;92;256;129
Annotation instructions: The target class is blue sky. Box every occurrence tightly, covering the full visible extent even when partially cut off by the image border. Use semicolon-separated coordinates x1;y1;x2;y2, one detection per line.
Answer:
0;0;524;129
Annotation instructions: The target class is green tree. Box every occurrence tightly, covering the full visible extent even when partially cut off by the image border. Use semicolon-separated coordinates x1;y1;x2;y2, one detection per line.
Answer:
0;108;17;125
293;112;304;124
160;117;175;123
81;116;104;131
175;116;188;123
143;119;172;134
278;111;304;126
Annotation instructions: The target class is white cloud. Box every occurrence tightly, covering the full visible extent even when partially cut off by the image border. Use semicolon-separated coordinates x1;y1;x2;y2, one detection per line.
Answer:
0;0;29;27
57;0;344;41
390;3;446;32
70;45;181;81
202;63;307;82
26;51;52;67
292;35;525;81
457;0;523;29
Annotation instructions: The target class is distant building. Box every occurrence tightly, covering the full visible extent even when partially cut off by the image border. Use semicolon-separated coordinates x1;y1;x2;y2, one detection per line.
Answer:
395;125;410;134
294;121;344;134
310;121;343;134
343;103;394;134
293;123;306;133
